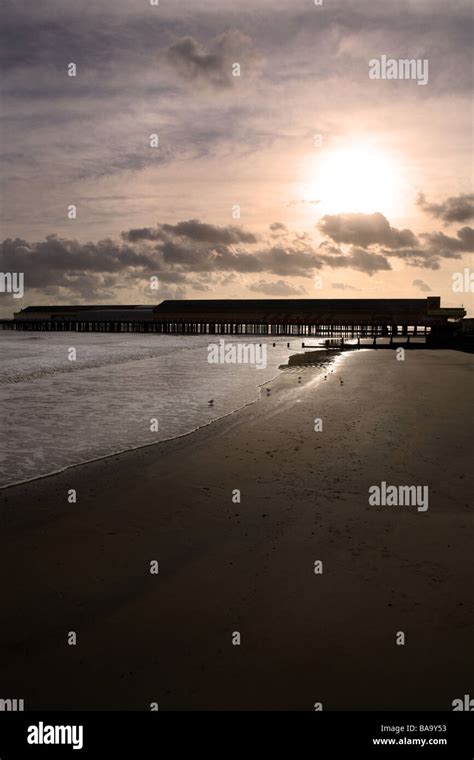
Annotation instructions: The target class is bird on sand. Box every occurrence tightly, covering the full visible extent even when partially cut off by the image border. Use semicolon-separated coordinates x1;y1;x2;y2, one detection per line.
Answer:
208;399;214;406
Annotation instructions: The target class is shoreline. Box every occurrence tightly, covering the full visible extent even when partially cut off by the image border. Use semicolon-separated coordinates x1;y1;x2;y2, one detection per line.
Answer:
0;349;472;710
0;349;337;491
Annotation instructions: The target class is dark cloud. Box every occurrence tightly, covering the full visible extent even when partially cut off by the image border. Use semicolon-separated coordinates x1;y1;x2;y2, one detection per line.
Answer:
392;226;474;270
3;208;472;311
1;222;316;305
269;222;288;237
390;252;442;270
161;220;258;245
416;193;474;225
163;31;255;90
413;279;432;292
123;220;257;245
157;240;264;274
3;216;389;310
122;227;166;244
319;211;473;271
318;241;344;256
420;227;474;254
318;212;418;249
257;246;320;277
321;247;392;276
0;235;155;289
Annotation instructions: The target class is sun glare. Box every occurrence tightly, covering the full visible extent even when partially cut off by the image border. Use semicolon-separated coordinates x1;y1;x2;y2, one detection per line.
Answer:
305;144;403;217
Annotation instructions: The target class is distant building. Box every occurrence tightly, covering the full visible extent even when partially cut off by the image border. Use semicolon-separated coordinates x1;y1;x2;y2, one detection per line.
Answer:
152;296;465;328
11;297;466;336
14;305;154;321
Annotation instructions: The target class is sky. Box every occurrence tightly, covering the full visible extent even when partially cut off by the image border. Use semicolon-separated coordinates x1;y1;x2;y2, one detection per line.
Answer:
0;0;473;316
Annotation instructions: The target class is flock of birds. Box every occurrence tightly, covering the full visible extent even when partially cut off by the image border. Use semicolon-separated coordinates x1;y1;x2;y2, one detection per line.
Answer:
208;369;344;406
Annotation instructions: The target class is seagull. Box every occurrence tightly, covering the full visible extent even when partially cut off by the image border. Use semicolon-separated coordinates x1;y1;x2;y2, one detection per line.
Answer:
208;399;214;406
340;378;344;385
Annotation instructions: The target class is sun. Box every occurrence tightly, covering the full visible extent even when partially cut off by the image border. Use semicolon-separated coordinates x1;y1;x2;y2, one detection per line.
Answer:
304;142;403;217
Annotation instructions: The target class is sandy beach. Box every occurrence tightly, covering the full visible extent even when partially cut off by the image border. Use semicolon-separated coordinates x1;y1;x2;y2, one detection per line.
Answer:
0;348;472;711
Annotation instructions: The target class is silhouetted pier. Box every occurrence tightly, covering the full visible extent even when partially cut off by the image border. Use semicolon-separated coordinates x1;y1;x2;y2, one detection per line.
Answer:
3;297;465;337
0;318;433;336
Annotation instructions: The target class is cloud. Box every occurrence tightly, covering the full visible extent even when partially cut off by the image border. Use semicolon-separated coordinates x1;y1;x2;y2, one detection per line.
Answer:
3;208;472;311
420;226;474;253
1;222;320;305
257;245;321;277
269;222;288;237
416;192;474;224
248;279;307;296
122;227;165;244
412;279;432;292
381;249;442;270
326;247;392;276
318;211;473;270
163;31;256;90
162;220;258;245
331;282;360;291
318;212;418;249
1;0;471;244
123;220;257;245
0;235;155;288
385;226;474;269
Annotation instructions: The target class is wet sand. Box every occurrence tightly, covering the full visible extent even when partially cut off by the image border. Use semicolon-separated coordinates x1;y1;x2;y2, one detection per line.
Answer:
0;349;472;710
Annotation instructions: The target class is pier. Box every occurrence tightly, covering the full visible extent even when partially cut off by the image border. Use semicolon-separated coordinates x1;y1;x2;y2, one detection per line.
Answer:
2;297;465;338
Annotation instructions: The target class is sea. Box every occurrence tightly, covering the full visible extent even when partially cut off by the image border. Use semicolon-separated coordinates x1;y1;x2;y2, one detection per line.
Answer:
0;332;296;487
